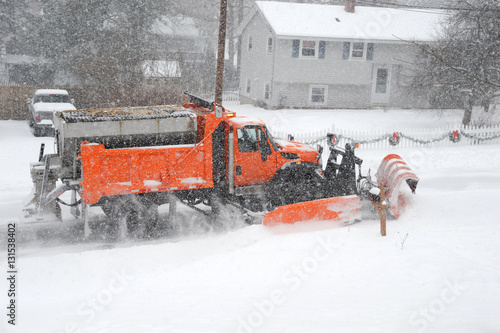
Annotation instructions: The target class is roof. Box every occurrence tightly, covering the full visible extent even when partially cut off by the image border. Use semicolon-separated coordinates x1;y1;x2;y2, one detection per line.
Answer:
35;89;69;95
142;61;181;78
248;1;444;42
152;16;201;37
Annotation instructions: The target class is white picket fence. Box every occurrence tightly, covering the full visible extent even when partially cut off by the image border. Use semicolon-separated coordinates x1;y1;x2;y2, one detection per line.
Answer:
269;123;500;150
201;90;240;106
221;91;240;106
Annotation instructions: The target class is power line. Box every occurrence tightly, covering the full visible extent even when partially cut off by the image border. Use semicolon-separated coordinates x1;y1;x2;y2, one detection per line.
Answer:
356;0;500;11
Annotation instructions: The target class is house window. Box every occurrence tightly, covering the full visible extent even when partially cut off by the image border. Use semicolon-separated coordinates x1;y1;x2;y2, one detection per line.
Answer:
267;37;273;55
343;42;374;60
309;85;327;105
293;40;325;59
248;36;253;51
264;83;271;100
301;40;317;58
351;42;365;59
246;78;251;94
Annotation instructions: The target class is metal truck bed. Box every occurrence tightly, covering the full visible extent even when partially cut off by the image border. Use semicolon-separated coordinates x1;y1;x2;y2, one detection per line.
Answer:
54;105;197;179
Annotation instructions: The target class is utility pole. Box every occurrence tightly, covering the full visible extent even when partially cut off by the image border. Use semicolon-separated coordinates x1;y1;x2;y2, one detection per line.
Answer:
215;0;227;105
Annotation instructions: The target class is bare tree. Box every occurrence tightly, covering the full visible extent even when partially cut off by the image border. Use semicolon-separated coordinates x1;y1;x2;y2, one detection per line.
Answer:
25;0;186;106
410;0;500;125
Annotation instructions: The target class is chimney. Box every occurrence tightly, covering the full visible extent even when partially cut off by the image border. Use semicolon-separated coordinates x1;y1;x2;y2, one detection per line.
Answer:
345;0;355;13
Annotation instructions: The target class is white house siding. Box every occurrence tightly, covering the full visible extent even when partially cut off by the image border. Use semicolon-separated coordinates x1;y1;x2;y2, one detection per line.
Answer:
239;9;432;108
239;13;275;105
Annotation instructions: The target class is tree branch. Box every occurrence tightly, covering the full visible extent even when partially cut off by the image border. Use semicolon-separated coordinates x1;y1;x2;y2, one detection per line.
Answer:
395;35;500;89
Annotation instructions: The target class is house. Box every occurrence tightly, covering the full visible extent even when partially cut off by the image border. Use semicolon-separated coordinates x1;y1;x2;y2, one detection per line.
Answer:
237;0;444;108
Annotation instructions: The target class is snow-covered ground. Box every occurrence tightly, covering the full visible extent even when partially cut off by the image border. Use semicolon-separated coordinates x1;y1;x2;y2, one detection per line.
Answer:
1;106;500;333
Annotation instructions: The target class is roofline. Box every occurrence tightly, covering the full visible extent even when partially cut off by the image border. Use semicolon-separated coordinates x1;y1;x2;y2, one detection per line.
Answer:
236;2;277;37
238;1;441;42
273;35;436;43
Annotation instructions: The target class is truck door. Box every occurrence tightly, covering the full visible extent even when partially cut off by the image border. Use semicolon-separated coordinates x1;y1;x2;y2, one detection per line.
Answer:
233;126;276;186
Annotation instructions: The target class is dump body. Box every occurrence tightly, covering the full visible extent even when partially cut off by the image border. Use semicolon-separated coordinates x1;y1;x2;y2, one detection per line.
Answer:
80;142;212;205
54;105;197;179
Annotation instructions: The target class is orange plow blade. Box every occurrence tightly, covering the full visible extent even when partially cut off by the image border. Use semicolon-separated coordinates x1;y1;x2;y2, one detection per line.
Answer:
263;195;361;226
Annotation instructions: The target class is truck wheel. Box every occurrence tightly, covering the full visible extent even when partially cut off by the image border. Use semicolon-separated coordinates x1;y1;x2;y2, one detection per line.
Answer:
267;163;327;207
143;202;160;238
107;196;159;239
108;200;132;240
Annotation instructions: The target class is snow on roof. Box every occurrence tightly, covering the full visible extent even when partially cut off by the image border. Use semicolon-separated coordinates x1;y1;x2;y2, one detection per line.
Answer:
152;16;201;37
35;89;69;95
254;1;445;42
142;61;181;78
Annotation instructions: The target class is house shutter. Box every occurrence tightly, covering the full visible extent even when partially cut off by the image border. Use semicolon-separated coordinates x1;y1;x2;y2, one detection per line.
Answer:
319;41;326;59
342;42;350;60
292;40;300;58
367;43;374;60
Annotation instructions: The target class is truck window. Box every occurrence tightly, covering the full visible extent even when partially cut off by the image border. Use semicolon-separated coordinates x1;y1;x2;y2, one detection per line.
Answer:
37;95;71;103
258;128;272;155
237;128;258;153
263;126;279;151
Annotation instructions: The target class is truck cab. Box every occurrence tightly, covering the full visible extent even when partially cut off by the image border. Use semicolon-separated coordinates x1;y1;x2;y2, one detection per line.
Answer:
27;89;76;137
225;116;319;186
208;111;323;210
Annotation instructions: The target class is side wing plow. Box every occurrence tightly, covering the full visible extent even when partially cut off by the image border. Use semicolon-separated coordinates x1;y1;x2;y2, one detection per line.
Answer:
375;154;419;218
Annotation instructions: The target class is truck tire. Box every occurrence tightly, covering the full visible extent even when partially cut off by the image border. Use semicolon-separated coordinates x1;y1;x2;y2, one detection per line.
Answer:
107;196;159;239
266;162;327;208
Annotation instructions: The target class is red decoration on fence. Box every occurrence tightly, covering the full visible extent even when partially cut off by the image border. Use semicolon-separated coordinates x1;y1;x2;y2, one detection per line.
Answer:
389;132;400;146
450;130;461;143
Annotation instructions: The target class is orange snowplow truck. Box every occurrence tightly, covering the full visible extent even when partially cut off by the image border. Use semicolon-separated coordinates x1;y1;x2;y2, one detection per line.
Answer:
80;93;322;206
23;92;417;237
78;93;349;229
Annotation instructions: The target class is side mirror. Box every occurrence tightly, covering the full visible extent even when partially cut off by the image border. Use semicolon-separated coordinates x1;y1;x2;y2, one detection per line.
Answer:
26;98;31;104
260;151;268;161
70;98;75;105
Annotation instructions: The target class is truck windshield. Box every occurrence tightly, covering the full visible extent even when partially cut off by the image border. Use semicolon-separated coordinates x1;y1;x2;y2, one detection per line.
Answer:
34;95;71;104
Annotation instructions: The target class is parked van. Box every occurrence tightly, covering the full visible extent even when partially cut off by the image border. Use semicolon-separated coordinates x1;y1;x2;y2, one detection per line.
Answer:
27;89;76;136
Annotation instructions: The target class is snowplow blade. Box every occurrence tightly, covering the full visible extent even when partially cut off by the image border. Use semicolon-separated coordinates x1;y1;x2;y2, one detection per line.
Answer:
376;154;419;218
263;195;361;226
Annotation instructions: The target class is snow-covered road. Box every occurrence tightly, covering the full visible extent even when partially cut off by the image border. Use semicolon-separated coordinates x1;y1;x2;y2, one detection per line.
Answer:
1;107;500;333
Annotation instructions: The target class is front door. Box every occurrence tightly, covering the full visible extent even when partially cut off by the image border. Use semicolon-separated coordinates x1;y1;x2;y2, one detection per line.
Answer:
233;126;276;186
371;65;391;104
